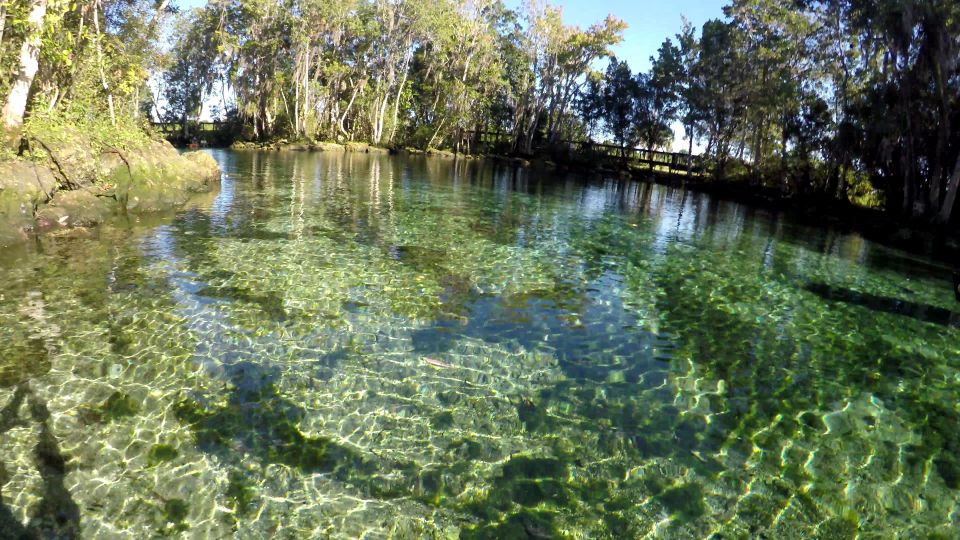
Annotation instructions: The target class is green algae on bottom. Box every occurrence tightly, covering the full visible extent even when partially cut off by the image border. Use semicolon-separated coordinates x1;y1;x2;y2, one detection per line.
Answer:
101;391;140;421
0;150;957;538
147;444;179;466
160;498;190;533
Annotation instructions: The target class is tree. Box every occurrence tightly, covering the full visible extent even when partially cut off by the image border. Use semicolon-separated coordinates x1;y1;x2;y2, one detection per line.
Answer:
0;0;171;144
2;0;48;132
640;39;684;151
660;0;959;225
599;58;638;155
162;9;220;139
632;72;673;151
576;70;604;141
509;1;624;153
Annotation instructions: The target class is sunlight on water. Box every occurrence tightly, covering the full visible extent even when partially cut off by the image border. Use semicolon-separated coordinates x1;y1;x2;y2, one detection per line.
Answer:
1;150;958;538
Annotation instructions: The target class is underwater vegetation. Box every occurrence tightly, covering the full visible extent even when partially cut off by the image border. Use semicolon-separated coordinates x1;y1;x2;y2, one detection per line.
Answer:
0;151;957;538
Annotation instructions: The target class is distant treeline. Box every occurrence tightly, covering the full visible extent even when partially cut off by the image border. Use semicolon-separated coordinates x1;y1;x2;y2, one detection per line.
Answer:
1;0;958;225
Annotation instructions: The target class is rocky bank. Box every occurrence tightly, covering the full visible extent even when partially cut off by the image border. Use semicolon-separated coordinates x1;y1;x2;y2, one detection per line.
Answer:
0;134;220;246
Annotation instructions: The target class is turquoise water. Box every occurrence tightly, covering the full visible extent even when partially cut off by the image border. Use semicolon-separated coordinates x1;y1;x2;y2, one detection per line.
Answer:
1;150;958;538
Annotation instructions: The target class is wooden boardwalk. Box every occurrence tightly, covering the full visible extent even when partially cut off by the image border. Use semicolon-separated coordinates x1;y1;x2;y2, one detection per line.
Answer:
151;121;226;135
150;123;702;173
462;130;702;174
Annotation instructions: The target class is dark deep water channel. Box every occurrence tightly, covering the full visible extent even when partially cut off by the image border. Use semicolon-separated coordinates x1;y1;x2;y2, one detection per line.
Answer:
1;150;958;538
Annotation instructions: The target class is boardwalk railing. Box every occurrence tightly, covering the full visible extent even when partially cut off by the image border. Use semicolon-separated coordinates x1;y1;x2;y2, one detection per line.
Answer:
151;121;236;148
151;121;227;134
461;130;703;174
150;123;702;173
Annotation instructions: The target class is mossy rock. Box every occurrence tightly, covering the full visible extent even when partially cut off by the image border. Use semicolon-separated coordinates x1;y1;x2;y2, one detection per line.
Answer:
38;187;114;227
182;151;220;184
345;142;389;154
0;160;56;244
345;142;371;153
430;411;456;429
653;483;706;519
313;142;345;152
226;470;256;514
31;127;100;186
121;148;219;213
426;148;456;158
279;143;310;151
460;510;558;540
101;391;140;421
160;498;190;533
1;133;220;245
125;179;192;212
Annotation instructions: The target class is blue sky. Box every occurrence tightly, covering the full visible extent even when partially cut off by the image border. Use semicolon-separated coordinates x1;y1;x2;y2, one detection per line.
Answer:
504;0;727;72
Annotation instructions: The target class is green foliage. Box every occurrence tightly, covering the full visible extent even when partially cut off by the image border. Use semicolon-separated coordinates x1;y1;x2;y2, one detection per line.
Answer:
154;0;624;152
579;56;678;155
674;0;960;221
0;0;166;147
24;106;151;153
0;143;17;162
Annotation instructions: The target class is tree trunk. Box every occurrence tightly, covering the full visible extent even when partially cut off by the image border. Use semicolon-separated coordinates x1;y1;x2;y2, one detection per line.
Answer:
303;48;311;137
41;83;58;113
0;0;7;52
339;79;362;139
294;69;300;136
936;154;960;225
373;93;390;146
426;116;446;150
902;132;917;217
2;0;47;131
836;159;849;202
149;86;162;123
387;48;411;145
281;87;295;134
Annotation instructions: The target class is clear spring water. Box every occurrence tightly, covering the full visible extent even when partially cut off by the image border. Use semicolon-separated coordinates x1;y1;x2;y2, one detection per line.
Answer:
1;150;958;539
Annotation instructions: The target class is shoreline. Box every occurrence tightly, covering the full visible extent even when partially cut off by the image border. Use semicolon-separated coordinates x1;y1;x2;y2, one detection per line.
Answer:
224;140;959;265
631;168;960;267
32;138;959;268
0;135;221;247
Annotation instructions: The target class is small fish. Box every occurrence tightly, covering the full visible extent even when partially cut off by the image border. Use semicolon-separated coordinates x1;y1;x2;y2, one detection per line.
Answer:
423;357;454;369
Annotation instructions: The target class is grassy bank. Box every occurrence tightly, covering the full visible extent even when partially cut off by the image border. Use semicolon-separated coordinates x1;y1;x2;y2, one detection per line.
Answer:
0;114;221;246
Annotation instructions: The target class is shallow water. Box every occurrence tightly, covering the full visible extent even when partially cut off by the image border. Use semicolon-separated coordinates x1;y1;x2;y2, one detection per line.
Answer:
1;150;958;539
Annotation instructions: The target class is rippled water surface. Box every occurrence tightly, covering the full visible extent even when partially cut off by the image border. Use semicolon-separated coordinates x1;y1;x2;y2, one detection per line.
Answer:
1;150;959;538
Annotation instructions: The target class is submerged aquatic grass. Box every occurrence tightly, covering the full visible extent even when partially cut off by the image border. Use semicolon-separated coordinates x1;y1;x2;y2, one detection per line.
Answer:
0;150;958;538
